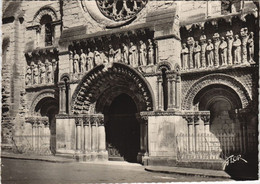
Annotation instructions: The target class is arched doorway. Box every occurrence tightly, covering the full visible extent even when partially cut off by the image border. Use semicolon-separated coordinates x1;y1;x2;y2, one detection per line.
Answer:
34;97;59;154
105;93;140;162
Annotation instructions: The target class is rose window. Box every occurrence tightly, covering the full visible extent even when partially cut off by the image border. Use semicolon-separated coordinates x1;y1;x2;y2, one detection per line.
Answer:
96;0;148;21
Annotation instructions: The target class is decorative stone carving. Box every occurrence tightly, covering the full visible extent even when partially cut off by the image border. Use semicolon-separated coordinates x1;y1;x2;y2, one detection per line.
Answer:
129;42;138;67
87;48;94;70
108;44;116;63
147;39;154;65
187;37;195;69
213;33;220;67
247;32;254;63
26;66;32;85
80;49;86;73
193;41;201;68
181;43;189;70
233;34;242;64
114;47;122;63
199;35;207;68
73;50;79;73
206;39;214;67
45;59;53;83
96;0;148;22
219;37;228;66
240;27;249;64
226;30;234;65
39;60;46;84
122;43;129;64
139;40;147;66
32;61;39;84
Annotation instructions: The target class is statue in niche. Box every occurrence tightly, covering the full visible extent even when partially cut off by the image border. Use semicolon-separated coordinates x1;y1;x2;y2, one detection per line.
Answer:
38;60;46;84
199;35;207;68
87;48;94;70
206;39;214;67
233;34;242;64
129;42;138;67
213;33;220;67
32;62;39;84
45;59;52;83
94;47;102;66
147;39;154;65
226;30;234;65
52;59;57;81
187;37;195;69
25;65;32;85
80;49;86;73
181;43;189;70
108;44;116;63
193;41;201;68
219;37;228;66
122;43;129;64
116;47;123;62
139;40;147;66
240;27;249;64
73;50;79;73
100;50;108;64
247;32;254;63
69;51;74;73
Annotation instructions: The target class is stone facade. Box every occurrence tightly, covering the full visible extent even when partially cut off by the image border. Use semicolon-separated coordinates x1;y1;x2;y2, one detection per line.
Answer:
2;0;258;170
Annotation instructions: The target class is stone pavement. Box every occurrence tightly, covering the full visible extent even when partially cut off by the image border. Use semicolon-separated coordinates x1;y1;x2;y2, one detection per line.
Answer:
1;152;231;179
145;165;231;179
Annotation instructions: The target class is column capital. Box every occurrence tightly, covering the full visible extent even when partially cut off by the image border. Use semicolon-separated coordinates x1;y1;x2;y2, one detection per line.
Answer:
201;114;210;125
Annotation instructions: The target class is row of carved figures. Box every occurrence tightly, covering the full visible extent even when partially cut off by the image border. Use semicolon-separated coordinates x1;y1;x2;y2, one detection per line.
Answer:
25;59;57;85
70;39;155;74
181;28;255;70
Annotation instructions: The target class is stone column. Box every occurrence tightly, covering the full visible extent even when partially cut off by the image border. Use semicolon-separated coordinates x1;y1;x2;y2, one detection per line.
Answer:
157;78;163;110
167;75;174;110
83;117;90;152
97;115;108;160
176;75;181;108
201;113;210;152
154;40;158;64
75;118;82;152
32;122;37;150
184;115;194;152
194;115;200;152
59;84;66;114
91;117;98;160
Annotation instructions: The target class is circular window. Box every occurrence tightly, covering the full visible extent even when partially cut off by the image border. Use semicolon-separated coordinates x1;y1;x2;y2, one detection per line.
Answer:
96;0;148;22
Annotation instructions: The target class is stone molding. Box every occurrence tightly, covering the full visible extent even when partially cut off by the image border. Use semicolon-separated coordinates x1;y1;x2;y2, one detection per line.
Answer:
74;114;104;126
25;116;49;125
32;6;58;26
182;73;251;110
71;63;154;114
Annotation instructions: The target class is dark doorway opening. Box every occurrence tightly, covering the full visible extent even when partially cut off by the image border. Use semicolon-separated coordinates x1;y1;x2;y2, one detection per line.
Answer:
105;94;140;163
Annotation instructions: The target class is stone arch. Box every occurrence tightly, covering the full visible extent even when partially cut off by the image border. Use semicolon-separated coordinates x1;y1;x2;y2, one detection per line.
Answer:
33;6;58;25
30;89;58;115
71;62;155;114
182;73;251;110
157;61;172;72
60;73;70;82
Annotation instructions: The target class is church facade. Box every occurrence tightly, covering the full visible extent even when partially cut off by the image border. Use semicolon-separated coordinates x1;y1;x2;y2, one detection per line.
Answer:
2;0;258;170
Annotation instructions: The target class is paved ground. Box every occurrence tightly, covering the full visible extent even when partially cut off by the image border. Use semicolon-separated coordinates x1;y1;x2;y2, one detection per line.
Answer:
1;158;232;184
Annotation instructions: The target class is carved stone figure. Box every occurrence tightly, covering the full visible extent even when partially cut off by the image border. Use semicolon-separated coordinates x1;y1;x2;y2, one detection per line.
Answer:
206;39;214;67
87;48;94;70
233;34;242;64
80;49;86;73
108;44;116;63
247;32;254;63
114;47;122;62
181;43;189;70
94;47;102;66
69;51;74;73
45;59;52;83
139;40;147;66
226;30;234;65
100;50;108;64
25;66;32;85
52;59;57;81
240;28;249;64
122;43;129;64
73;50;79;73
32;62;39;84
39;60;46;84
129;42;138;67
213;33;220;67
199;35;207;68
147;39;154;65
187;37;195;69
193;41;201;68
219;37;228;66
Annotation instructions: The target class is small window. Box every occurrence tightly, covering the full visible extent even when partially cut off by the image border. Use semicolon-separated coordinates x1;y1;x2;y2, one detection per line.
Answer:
40;15;54;46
